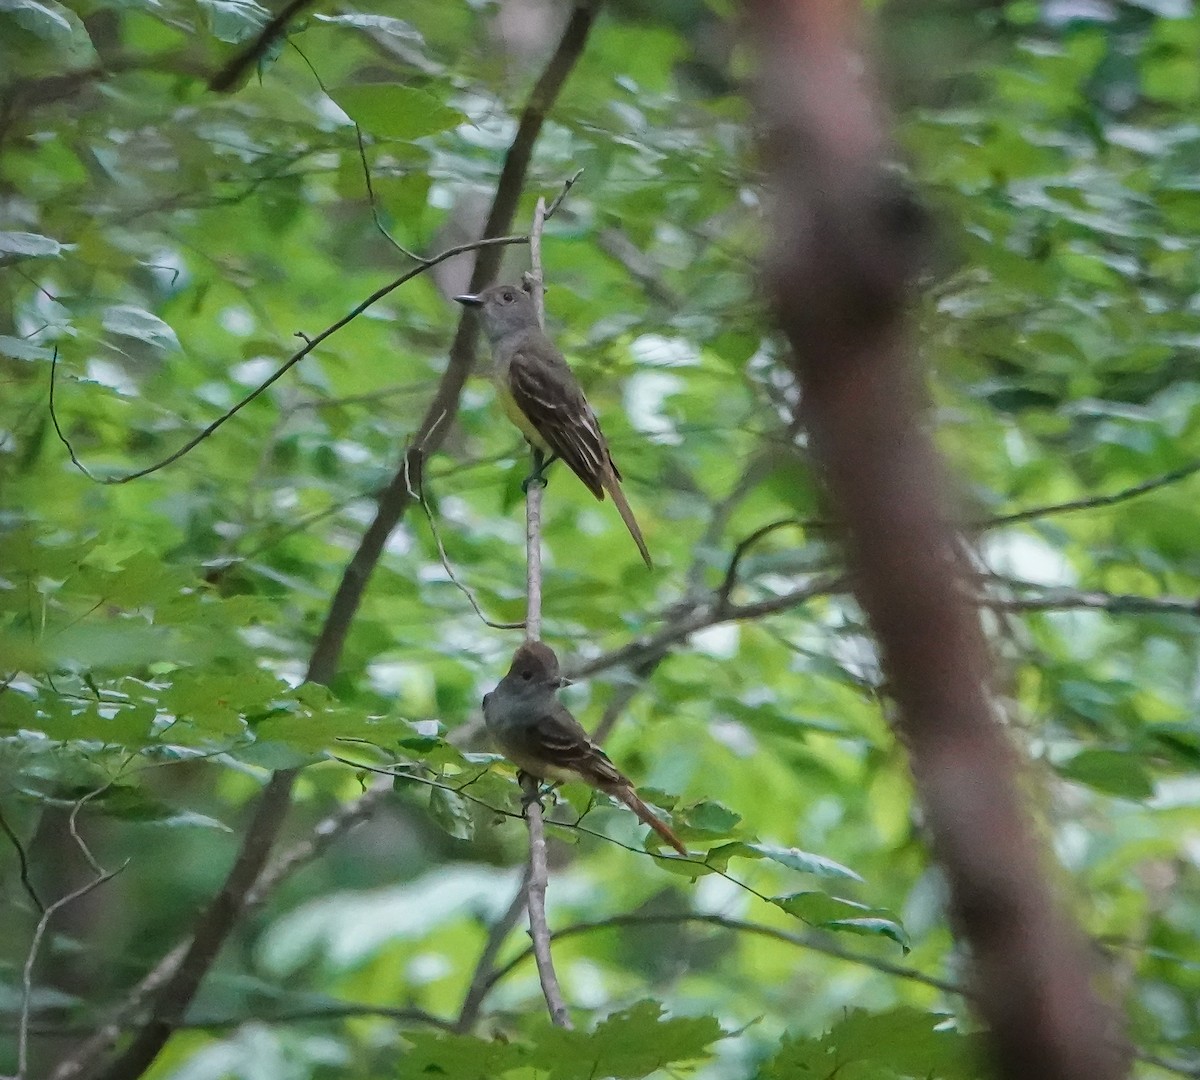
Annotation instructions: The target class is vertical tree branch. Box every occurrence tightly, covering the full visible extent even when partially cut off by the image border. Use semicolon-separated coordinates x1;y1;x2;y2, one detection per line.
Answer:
523;195;549;643
524;477;545;642
743;2;1128;1079
58;8;602;1080
517;194;572;1029
454;867;531;1032
520;774;573;1030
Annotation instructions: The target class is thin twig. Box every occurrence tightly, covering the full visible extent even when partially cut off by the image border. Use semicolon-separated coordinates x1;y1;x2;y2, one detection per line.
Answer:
978;459;1200;532
544;168;583;220
519;774;572;1029
681;419;807;591
11;791;127;1080
405;446;525;631
61;9;601;1076
28;1003;452;1036
715;517;810;610
289;40;426;264
245;780;394;906
12;867;127;1080
516;192;572;1028
454;867;531;1032
523;195;550;642
478;911;959;1006
51;783;394;1080
596;227;683;307
572;572;845;680
208;0;319;92
353;124;426;262
48;234;527;486
986;587;1200;617
575;565;1199;690
0;803;43;913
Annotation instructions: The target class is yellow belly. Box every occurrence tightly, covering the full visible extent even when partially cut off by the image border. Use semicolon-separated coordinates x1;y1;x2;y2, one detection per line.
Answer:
496;378;552;455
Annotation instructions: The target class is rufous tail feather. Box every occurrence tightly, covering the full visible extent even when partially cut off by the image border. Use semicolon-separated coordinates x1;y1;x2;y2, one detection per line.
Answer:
616;786;686;855
603;473;653;569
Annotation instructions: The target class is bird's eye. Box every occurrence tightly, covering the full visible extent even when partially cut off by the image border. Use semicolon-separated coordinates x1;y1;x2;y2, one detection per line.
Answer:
501;291;514;303
520;669;532;681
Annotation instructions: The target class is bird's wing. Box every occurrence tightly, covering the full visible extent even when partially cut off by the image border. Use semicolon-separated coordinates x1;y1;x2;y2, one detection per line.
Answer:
522;703;626;788
507;343;618;498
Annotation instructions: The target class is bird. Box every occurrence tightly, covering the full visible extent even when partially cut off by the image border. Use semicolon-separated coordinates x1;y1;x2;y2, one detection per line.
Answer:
482;640;686;855
455;283;653;568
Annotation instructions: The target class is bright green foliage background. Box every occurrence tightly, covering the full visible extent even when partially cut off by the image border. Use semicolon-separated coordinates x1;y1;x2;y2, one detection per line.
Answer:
2;0;1200;1077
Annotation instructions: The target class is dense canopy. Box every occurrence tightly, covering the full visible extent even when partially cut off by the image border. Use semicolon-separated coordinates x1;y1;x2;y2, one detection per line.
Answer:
2;0;1200;1077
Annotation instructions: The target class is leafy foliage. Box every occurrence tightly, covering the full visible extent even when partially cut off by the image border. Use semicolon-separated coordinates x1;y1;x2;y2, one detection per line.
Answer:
2;0;1200;1077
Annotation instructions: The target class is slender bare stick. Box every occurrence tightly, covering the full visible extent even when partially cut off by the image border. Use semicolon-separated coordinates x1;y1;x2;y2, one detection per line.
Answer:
50;782;394;1080
404;445;525;631
0;804;42;913
520;774;572;1029
49;233;527;485
523;195;549;642
9;796;127;1080
524;473;544;642
515;193;572;1028
10;867;125;1080
207;0;317;92
454;867;531;1032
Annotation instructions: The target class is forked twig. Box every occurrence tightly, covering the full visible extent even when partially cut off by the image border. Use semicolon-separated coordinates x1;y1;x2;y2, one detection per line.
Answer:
10;794;127;1080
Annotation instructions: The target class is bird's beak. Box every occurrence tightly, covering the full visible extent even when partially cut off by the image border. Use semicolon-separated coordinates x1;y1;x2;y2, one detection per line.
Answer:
556;676;572;689
454;294;482;307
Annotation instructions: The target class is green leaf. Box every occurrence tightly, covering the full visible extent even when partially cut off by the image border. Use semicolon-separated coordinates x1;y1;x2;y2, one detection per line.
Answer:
772;893;910;950
528;1001;725;1079
824;917;911;952
397;1031;530;1078
0;692;38;731
764;1008;977;1079
772;890;870;923
33;703;155;746
101;305;179;350
0;0;93;57
680;798;741;836
0;334;52;361
1057;748;1154;800
0;230;63;263
708;842;864;882
428;784;473;841
329;84;465;140
312;12;422;42
199;0;269;43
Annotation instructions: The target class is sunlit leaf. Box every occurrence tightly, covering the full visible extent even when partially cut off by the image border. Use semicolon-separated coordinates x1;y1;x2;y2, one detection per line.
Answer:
0;230;62;263
101;305;180;350
708;842;864;882
1057;748;1155;800
329;84;465;140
